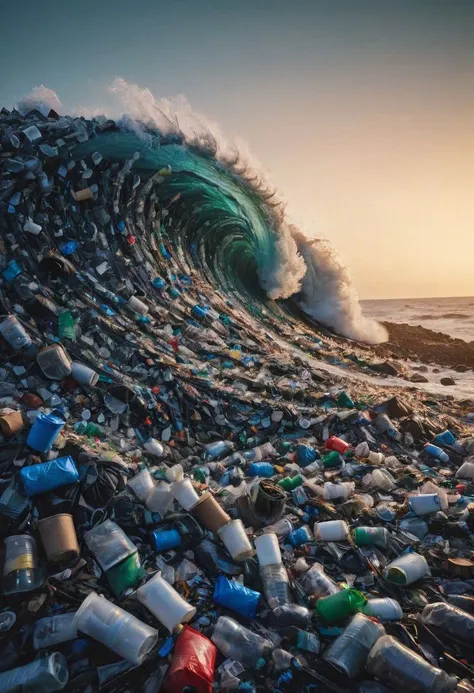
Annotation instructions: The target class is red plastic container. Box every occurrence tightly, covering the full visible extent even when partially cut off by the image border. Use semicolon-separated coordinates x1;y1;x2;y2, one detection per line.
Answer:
324;436;350;454
163;625;216;693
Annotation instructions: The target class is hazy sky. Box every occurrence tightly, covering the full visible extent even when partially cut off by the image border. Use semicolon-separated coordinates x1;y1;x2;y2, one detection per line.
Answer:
1;0;473;299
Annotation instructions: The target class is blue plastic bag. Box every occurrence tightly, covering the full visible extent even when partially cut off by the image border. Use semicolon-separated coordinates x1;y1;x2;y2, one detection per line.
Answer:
213;576;260;619
296;444;319;466
20;456;79;496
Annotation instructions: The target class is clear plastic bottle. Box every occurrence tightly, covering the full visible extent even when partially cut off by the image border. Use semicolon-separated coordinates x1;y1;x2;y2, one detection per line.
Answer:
260;563;293;608
420;602;474;643
211;616;272;667
323;613;385;678
299;562;340;598
366;635;457;693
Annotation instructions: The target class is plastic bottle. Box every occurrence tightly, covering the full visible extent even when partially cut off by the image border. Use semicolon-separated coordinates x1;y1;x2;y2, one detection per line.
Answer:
260;563;293;608
323;613;385;678
323;482;355;501
211;616;272;667
315;588;366;624
57;310;76;340
366;635;457;693
0;652;68;692
243;442;276;461
247;462;275;478
204;440;234;460
420;602;474;642
0;315;32;350
262;518;293;537
271;604;311;629
324;436;350;454
299;562;341;598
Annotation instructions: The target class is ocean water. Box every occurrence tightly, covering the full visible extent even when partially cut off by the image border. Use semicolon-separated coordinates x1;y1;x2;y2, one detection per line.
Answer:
362;296;474;343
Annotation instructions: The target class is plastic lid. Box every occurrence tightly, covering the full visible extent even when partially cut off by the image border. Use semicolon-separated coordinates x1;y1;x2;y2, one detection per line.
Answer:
0;611;16;632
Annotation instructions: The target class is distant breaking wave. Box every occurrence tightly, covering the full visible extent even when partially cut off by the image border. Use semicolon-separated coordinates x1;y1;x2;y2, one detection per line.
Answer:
17;80;388;344
414;313;471;321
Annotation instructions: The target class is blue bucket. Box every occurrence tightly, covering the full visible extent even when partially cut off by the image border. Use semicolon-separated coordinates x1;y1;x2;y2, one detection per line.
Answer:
26;413;65;453
151;528;182;551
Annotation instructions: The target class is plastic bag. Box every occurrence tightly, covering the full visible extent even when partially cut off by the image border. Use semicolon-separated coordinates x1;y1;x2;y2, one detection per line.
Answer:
213;576;260;619
20;457;79;496
163;625;216;693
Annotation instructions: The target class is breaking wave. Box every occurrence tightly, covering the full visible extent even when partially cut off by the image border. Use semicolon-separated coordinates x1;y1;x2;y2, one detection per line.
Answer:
16;80;388;344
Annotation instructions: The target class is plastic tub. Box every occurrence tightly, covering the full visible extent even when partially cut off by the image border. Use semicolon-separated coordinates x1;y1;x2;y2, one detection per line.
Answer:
353;526;389;548
409;494;441;516
191;491;231;533
171;478;199;510
218;520;254;561
36;344;71;380
70;362;99;386
37;514;80;563
128;295;149;315
84;520;137;572
127;469;155;503
314;520;349;542
384;553;430;585
73;592;157;665
255;533;282;567
26;413;65;453
2;534;39;595
151;528;182;551
137;572;196;633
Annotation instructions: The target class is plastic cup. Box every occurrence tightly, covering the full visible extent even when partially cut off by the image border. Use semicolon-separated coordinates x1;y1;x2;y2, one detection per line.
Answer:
137;572;196;633
315;588;367;624
171;478;199;510
191;491;231;533
37;514;80;563
73;592;157;665
84;520;137;572
143;437;164;457
218;520;254;561
2;534;39;594
128;296;149;315
127;469;155;503
146;482;174;516
323;613;384;678
71;362;99;386
255;533;282;567
362;598;403;621
33;612;77;650
36;344;71;380
314;520;349;542
0;411;24;437
26;413;65;453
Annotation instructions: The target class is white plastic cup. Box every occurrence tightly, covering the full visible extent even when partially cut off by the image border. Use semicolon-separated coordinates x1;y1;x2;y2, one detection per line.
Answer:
136;572;196;633
146;482;174;516
218;520;254;561
171;478;199;510
323;482;354;500
143;438;164;457
23;219;42;235
127;469;155;503
262;518;293;537
128;296;149;316
409;494;440;516
385;553;430;586
71;362;99;386
255;533;282;567
368;451;384;464
73;592;157;665
314;520;349;541
363;598;403;621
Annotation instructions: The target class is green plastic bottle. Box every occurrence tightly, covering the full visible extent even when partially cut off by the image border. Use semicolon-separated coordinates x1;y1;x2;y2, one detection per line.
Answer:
58;310;76;341
321;451;343;468
316;588;367;624
337;391;355;408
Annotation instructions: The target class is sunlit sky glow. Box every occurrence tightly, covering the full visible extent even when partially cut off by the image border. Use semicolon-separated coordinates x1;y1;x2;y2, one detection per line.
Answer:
1;0;473;299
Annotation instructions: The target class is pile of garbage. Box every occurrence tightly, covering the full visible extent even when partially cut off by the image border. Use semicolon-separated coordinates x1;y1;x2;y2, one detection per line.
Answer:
0;105;474;693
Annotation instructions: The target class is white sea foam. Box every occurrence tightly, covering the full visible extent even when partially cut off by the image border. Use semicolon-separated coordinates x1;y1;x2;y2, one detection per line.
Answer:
16;80;387;344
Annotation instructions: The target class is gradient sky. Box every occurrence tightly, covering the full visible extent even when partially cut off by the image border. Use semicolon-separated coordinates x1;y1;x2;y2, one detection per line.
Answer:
1;0;473;299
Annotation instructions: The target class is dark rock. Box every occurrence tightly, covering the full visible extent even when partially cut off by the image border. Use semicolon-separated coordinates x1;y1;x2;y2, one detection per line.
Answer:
402;418;425;440
369;361;399;376
433;368;440;373
384;396;411;418
440;377;455;386
409;373;429;383
412;365;429;373
454;364;470;373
